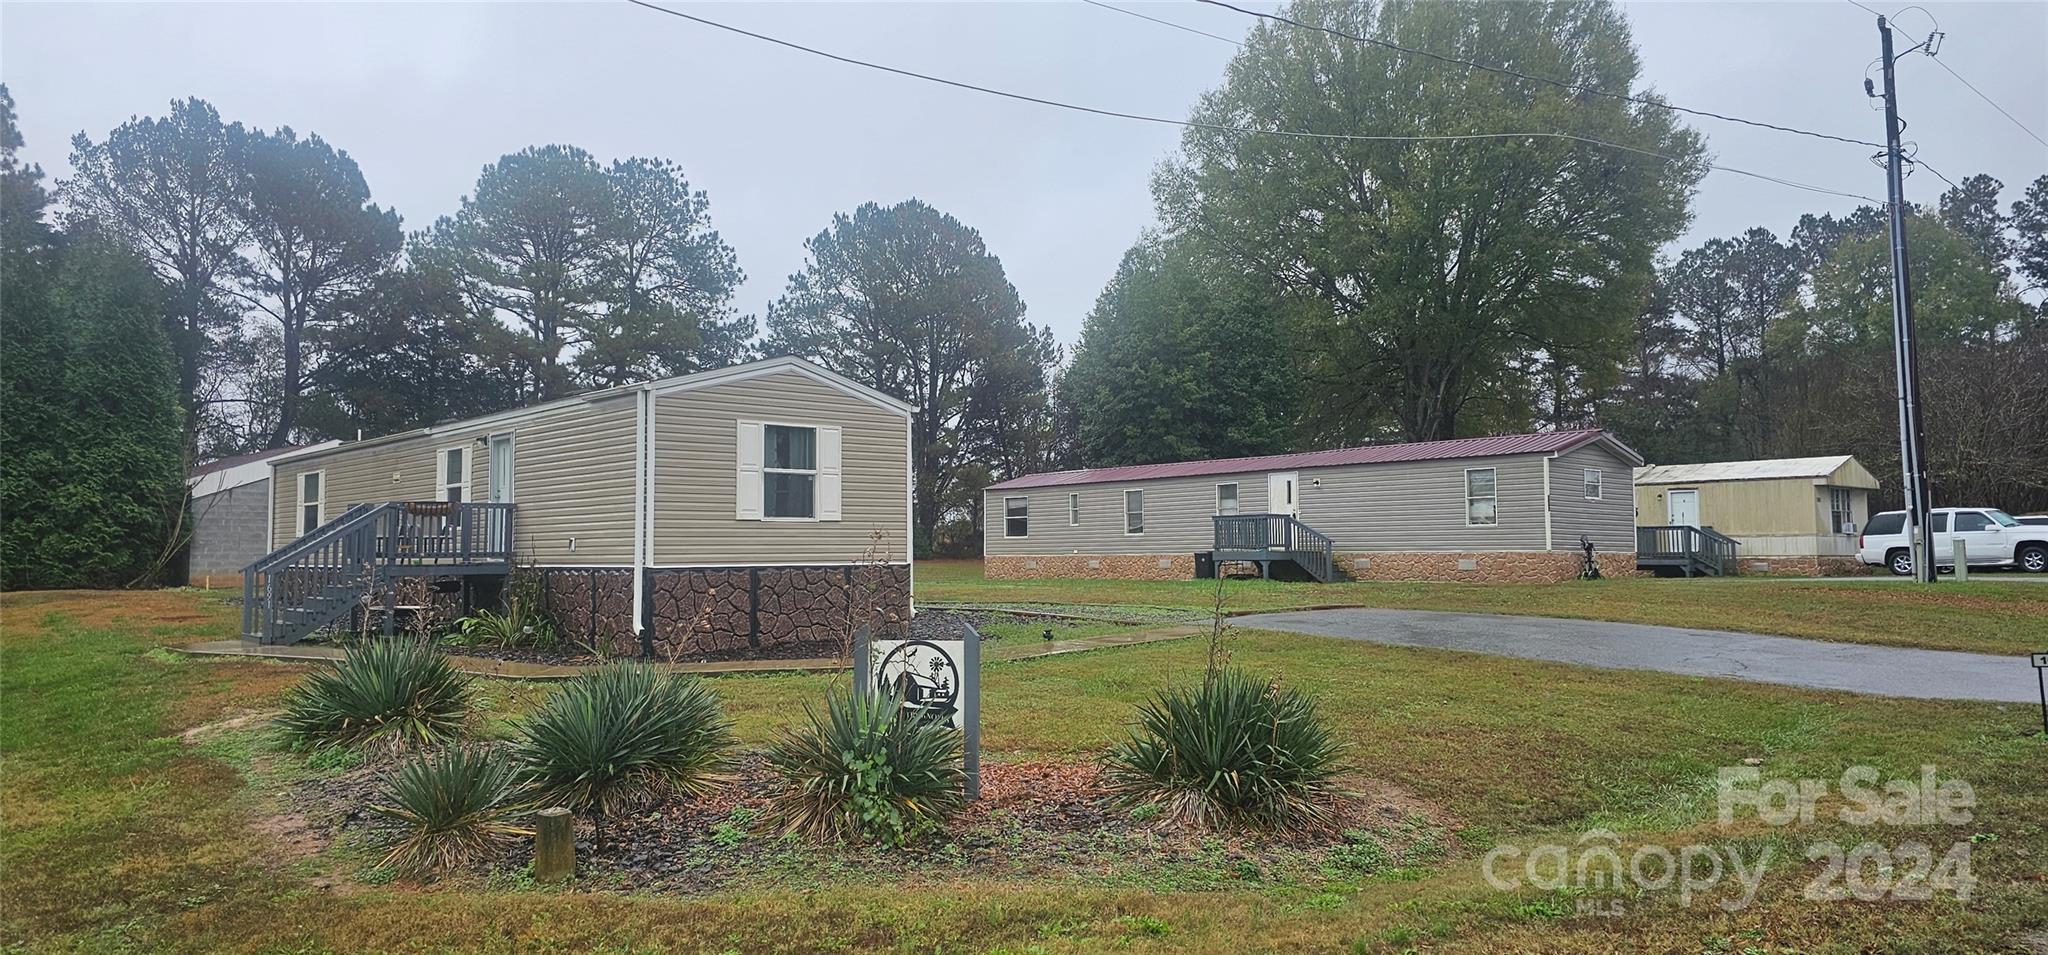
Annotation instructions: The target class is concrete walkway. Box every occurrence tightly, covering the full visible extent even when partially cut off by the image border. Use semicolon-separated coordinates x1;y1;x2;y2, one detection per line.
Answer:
1230;608;2039;703
175;625;1203;680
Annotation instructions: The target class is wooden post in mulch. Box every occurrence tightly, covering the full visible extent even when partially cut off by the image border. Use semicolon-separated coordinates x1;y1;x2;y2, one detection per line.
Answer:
534;807;575;882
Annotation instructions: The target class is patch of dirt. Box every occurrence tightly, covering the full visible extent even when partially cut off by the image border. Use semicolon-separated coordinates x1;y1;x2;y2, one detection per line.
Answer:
249;810;330;863
293;750;1459;895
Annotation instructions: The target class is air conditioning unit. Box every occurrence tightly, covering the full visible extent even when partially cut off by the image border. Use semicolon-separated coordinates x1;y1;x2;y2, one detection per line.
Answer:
1842;522;1858;536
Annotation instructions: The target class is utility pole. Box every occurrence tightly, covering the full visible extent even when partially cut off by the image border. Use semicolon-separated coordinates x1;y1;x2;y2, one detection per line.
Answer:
1872;15;1936;583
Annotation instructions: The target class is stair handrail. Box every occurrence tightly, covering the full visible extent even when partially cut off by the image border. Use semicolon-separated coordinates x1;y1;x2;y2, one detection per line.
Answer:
243;502;390;574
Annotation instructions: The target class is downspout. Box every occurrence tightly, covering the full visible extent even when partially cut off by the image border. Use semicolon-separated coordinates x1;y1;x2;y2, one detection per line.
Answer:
1542;453;1556;552
632;387;650;643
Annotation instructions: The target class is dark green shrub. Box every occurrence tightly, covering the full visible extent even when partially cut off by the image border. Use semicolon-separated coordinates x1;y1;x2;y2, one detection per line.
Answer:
275;640;471;751
763;687;965;845
512;663;735;815
1101;669;1342;830
372;746;530;876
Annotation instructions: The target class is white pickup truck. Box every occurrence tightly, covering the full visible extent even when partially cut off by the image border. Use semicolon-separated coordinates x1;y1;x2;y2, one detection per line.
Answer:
1857;507;2048;575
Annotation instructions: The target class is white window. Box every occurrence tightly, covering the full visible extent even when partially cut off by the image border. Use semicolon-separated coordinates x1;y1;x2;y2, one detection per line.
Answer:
438;447;467;503
1583;468;1602;500
1124;488;1144;535
763;424;817;519
736;421;842;522
1004;496;1029;538
1465;468;1498;526
1068;492;1080;526
297;470;325;536
1216;482;1240;515
1830;488;1853;533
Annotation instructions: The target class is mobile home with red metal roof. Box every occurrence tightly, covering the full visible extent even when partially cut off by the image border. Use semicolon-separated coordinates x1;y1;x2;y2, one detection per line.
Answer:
981;430;1644;583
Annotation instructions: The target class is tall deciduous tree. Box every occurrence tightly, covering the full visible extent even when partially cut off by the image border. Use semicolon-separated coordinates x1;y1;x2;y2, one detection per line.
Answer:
1155;0;1704;442
765;199;1055;555
1061;235;1302;466
61;98;247;453
230;126;402;447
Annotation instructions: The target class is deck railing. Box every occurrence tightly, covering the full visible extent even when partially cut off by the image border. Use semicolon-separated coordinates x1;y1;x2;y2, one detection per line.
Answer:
1636;524;1739;577
242;501;516;643
1212;513;1338;582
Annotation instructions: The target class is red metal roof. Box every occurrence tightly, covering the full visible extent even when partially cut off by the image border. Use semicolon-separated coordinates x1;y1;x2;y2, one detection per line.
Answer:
986;430;1635;491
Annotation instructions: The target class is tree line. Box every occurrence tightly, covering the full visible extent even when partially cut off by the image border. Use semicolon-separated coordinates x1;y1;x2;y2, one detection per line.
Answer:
1056;0;2048;516
1;87;1055;578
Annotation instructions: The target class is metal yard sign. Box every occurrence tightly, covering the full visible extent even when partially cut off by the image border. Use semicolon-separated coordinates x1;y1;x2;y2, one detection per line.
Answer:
856;622;982;799
2033;652;2048;736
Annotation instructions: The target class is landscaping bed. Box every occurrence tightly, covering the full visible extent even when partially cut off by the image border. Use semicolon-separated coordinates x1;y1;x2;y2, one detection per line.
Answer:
292;750;1456;894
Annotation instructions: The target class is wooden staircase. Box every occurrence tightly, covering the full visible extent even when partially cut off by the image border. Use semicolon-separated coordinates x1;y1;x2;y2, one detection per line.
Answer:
1636;525;1739;577
241;501;515;644
1210;513;1341;583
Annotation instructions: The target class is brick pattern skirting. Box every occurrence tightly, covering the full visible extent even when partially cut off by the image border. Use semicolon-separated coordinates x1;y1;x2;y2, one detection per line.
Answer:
1338;551;1641;583
1734;556;1874;577
987;551;1639;583
984;554;1195;581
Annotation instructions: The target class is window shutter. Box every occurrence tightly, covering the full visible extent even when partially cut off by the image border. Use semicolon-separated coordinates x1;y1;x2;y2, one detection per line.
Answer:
817;425;843;521
735;421;763;520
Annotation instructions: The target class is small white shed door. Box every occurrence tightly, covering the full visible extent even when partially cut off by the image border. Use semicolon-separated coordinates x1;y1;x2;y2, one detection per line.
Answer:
1267;472;1299;518
1666;489;1699;527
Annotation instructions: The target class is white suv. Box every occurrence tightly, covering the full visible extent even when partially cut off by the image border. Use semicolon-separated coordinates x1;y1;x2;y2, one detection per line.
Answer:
1858;508;2048;575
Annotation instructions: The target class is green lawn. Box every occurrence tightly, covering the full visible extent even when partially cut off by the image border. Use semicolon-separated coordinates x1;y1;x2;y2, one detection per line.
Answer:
4;588;2046;952
918;559;2048;656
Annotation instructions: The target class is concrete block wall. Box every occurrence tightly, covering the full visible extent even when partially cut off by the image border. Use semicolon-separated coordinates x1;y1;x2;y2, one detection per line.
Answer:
187;482;272;587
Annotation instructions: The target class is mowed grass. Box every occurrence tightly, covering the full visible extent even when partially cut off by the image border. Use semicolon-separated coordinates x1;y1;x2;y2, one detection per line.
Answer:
918;559;2048;656
3;588;2046;953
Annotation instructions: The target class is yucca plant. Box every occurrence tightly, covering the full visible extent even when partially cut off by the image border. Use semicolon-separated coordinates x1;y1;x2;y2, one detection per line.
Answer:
275;640;471;751
1101;668;1342;831
372;746;531;876
512;663;736;815
763;687;965;846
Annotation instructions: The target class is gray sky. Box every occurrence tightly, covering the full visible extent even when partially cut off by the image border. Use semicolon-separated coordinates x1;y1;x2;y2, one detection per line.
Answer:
5;1;2044;348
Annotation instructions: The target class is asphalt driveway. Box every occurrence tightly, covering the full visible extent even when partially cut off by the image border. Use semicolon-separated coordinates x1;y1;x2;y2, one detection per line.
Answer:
1230;608;2039;703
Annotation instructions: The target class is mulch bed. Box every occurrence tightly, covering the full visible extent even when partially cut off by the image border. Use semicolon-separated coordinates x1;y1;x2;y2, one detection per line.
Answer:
294;750;1457;895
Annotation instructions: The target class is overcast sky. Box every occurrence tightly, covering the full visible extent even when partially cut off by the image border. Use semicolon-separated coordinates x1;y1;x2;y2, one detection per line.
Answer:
4;1;2044;347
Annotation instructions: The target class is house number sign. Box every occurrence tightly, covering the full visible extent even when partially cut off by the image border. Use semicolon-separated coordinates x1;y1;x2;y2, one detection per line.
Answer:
857;622;982;799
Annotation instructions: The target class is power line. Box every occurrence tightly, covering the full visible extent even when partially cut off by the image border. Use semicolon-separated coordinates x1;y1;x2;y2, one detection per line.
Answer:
1197;0;1888;150
1843;1;2046;149
1928;55;2048;149
1081;0;1240;48
621;0;1880;203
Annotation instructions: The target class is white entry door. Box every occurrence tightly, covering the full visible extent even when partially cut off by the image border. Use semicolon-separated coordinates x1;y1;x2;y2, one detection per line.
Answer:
488;434;515;503
1666;489;1699;527
1267;472;1300;518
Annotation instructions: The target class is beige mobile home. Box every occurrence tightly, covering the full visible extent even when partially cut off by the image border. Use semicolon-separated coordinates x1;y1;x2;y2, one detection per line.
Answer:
1633;455;1880;575
983;430;1643;583
248;357;914;654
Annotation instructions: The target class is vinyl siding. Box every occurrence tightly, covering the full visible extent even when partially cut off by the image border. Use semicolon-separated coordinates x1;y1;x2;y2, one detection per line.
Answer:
983;474;1270;556
1295;455;1550;551
984;450;1576;555
652;369;910;564
269;395;639;564
1547;444;1637;552
1633;476;1870;556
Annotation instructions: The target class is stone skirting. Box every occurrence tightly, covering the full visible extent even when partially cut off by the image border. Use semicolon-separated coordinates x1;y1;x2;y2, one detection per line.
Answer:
1337;551;1641;583
984;553;1195;581
539;564;913;659
1732;556;1874;577
986;551;1639;583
